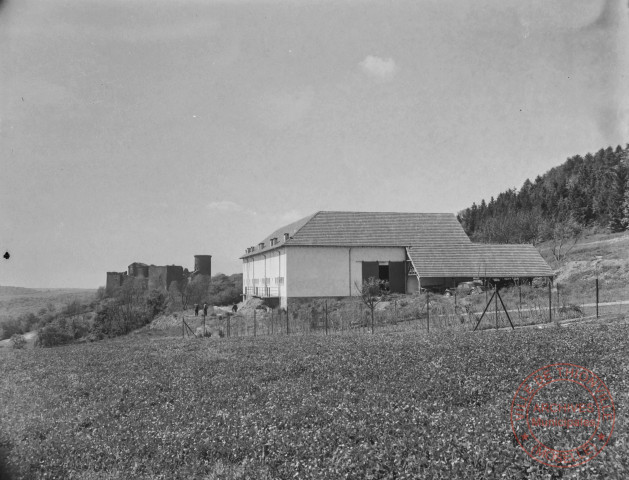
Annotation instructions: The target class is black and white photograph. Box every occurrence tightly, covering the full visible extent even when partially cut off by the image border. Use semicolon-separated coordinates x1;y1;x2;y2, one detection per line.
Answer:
1;0;628;478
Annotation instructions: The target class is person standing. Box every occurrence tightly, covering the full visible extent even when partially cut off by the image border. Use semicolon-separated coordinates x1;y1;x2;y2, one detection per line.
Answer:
203;303;208;317
232;304;238;313
194;304;199;316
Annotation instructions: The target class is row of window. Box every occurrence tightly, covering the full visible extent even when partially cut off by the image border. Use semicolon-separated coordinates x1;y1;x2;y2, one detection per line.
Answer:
244;234;291;254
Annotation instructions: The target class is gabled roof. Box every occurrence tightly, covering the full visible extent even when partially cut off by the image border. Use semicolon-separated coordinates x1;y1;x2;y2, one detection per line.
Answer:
242;211;553;278
241;211;470;258
407;243;554;278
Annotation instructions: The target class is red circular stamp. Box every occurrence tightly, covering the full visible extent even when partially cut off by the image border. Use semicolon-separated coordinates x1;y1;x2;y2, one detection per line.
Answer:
511;363;615;468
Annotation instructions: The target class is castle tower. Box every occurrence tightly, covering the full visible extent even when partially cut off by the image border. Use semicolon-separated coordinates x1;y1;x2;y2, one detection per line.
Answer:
194;255;212;276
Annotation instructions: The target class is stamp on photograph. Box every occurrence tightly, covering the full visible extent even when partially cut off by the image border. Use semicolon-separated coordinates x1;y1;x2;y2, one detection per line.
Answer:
511;363;615;468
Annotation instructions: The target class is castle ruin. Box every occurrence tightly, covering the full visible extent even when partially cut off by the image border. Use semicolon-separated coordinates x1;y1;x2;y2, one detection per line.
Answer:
105;255;212;295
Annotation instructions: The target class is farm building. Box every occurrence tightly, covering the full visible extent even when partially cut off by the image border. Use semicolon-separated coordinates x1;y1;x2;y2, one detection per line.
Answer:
241;211;553;308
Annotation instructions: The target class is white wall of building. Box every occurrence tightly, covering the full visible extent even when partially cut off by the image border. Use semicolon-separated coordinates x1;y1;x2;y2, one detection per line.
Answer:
242;248;287;299
286;246;407;298
244;245;415;306
285;246;350;298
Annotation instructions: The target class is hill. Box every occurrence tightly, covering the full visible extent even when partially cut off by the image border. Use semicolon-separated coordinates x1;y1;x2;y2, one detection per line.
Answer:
458;144;629;244
0;287;95;323
538;230;629;303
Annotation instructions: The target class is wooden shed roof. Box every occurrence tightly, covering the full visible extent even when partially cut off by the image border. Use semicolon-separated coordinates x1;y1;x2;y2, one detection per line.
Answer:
407;243;553;278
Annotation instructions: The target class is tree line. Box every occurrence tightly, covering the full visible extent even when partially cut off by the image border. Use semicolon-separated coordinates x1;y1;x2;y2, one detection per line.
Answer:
457;145;629;247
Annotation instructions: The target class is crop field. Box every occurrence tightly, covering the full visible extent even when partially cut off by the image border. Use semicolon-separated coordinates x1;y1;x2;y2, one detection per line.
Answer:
1;320;628;479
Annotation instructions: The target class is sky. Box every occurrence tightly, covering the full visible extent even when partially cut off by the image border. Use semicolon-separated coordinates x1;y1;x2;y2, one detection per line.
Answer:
1;0;628;288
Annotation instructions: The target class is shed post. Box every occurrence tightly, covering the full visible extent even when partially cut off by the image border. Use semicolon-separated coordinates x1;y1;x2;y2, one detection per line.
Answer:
426;290;430;332
495;284;499;329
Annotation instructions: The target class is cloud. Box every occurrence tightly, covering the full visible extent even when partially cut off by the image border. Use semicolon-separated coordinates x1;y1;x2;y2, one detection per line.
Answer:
207;201;256;215
359;55;399;82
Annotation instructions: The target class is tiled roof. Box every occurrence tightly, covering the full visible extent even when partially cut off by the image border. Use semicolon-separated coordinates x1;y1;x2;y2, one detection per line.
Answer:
473;244;554;277
240;213;316;258
407;245;481;278
242;211;553;278
407;243;553;278
241;211;470;258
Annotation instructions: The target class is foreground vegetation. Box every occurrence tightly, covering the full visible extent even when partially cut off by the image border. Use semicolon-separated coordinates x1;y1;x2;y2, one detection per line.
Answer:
1;320;627;479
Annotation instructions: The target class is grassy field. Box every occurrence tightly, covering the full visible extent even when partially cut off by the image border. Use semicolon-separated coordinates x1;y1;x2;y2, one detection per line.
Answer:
0;287;95;323
1;318;627;479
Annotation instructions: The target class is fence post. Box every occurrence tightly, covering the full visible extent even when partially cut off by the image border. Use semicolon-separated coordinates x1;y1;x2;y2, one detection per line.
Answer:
596;278;599;318
325;300;328;335
286;307;290;335
203;314;206;337
519;281;522;307
270;309;273;335
254;309;257;337
548;280;552;323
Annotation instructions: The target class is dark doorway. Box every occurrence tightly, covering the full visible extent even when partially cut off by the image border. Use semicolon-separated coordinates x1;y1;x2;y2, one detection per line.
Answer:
378;264;389;282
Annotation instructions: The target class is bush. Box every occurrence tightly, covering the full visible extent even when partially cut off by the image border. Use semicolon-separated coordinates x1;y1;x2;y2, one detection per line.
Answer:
147;290;167;317
10;334;26;349
36;323;74;348
0;318;23;340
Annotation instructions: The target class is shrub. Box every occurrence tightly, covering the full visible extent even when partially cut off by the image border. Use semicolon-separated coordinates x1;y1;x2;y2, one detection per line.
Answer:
10;334;26;349
147;290;167;317
0;318;23;340
36;323;74;348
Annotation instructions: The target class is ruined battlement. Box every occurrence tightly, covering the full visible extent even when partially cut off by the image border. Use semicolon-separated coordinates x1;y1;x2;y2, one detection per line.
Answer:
105;255;211;293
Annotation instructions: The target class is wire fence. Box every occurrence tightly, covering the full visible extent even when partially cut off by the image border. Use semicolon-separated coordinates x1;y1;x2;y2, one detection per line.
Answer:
181;282;628;339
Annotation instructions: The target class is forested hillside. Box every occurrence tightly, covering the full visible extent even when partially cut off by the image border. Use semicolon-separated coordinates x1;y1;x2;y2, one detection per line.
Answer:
458;145;629;244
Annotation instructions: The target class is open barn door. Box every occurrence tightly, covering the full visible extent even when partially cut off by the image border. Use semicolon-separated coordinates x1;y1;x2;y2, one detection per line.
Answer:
362;262;379;283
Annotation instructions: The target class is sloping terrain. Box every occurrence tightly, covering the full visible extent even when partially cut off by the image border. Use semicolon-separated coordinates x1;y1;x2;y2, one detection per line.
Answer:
538;231;629;303
0;287;95;322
